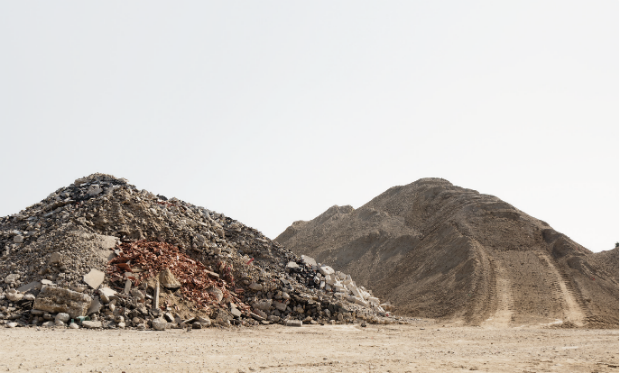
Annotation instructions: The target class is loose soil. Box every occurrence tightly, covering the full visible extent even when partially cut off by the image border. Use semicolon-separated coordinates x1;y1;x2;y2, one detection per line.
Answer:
0;324;617;372
276;178;619;328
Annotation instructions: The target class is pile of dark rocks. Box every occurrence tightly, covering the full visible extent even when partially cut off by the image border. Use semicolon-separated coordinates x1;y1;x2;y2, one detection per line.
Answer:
0;173;400;330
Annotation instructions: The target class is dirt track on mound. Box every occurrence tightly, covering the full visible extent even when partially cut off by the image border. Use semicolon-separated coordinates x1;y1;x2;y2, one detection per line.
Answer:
0;324;617;372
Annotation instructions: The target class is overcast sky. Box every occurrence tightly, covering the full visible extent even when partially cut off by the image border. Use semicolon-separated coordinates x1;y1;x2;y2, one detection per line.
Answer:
0;1;617;252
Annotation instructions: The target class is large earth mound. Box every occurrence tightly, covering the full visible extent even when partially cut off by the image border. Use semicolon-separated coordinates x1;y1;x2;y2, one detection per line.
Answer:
276;178;619;328
0;173;396;330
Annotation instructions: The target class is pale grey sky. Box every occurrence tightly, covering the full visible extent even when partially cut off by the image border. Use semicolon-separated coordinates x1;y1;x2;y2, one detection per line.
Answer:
0;1;617;252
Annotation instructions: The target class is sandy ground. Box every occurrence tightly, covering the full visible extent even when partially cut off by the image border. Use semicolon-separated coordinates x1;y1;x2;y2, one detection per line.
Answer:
0;322;617;373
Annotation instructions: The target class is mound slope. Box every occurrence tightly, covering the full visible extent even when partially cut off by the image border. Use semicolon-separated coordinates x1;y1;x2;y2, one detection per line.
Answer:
276;178;619;328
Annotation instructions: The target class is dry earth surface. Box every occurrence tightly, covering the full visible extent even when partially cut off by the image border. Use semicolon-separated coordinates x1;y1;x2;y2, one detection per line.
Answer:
0;323;617;373
277;178;619;328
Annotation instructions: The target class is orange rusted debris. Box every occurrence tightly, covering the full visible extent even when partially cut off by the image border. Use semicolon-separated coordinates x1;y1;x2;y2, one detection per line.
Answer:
106;240;247;311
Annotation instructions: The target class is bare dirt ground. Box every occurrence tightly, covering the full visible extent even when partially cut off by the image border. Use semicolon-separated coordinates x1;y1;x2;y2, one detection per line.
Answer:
0;323;617;373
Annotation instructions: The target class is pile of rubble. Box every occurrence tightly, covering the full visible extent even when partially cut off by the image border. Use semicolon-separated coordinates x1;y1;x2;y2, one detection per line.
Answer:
0;173;399;330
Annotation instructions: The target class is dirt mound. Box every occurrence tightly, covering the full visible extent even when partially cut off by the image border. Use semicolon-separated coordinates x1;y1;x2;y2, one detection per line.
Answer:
276;178;619;328
0;173;399;330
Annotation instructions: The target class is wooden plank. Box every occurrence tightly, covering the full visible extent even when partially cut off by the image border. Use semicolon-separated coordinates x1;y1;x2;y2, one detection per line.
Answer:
154;279;160;309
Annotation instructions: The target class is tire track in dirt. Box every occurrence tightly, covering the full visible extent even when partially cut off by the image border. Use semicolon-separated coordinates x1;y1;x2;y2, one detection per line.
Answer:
539;254;585;326
482;257;514;328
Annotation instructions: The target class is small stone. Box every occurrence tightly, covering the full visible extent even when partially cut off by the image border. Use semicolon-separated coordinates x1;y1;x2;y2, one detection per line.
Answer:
195;316;211;327
285;320;302;327
81;321;102;329
6;291;23;302
4;274;20;284
55;313;70;323
69;322;79;329
13;235;24;243
129;289;144;300
159;268;181;290
274;302;287;312
249;283;262;291
123;279;132;295
23;294;35;301
254;299;272;311
208;286;223;302
285;262;299;272
48;252;63;265
87;184;103;196
230;307;242;318
151;317;167;331
6;322;17;328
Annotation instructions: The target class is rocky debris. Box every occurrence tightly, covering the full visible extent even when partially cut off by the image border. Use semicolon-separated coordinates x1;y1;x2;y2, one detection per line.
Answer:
0;173;398;331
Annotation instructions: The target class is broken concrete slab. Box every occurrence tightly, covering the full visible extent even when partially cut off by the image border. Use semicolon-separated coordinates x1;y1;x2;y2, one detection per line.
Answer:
300;255;317;267
318;265;335;276
286;262;299;272
33;285;92;318
98;287;117;303
83;269;105;289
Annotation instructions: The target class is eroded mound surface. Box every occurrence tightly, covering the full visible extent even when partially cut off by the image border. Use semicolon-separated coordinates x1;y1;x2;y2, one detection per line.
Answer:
276;178;619;328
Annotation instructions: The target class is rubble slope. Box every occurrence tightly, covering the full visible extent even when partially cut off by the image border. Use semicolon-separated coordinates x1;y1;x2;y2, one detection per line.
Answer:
0;173;396;330
276;178;619;328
